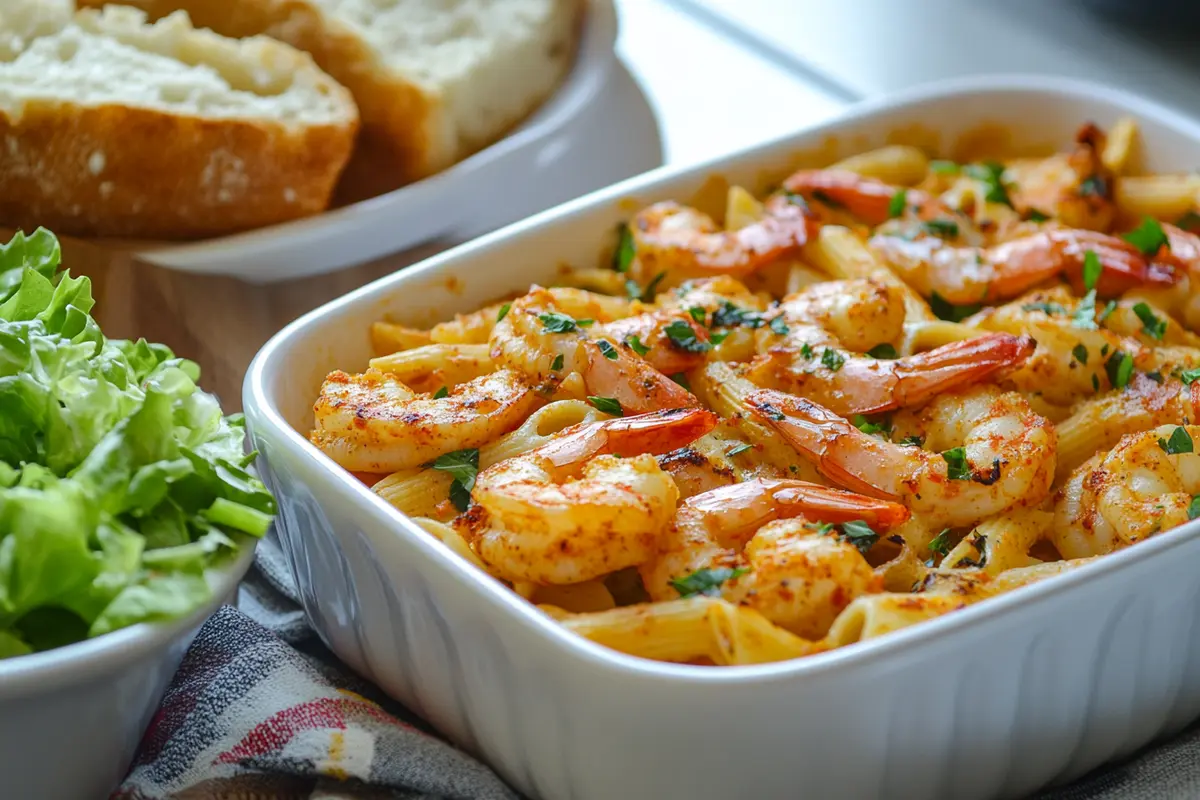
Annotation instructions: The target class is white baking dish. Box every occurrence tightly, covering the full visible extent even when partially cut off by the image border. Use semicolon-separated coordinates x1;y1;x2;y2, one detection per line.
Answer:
129;0;621;284
243;76;1200;800
0;541;255;800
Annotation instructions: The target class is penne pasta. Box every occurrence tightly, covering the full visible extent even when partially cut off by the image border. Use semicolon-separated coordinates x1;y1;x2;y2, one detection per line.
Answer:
369;343;493;386
1101;116;1138;174
371;321;432;355
831;145;929;185
805;226;935;323
825;593;970;647
1115;174;1200;223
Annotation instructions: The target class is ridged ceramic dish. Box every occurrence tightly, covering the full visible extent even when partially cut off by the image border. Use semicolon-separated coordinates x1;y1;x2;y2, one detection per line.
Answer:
0;542;255;800
130;0;620;284
243;76;1200;800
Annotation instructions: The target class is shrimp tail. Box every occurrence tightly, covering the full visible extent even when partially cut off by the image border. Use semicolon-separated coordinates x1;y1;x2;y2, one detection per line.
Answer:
743;389;896;499
884;332;1036;412
539;407;719;467
772;482;911;528
1053;230;1176;296
580;340;699;415
781;169;936;225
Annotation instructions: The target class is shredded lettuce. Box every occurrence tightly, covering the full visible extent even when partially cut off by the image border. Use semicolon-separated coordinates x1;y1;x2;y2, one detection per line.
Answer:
0;229;275;657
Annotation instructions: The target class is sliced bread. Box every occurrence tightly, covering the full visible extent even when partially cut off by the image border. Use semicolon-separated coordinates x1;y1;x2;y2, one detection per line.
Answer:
0;3;359;240
77;0;584;184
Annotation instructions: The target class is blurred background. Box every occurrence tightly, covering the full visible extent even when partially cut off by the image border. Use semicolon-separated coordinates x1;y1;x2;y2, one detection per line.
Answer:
621;0;1200;166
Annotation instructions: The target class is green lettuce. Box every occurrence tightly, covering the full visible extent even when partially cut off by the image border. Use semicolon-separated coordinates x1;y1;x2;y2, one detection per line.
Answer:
0;229;275;657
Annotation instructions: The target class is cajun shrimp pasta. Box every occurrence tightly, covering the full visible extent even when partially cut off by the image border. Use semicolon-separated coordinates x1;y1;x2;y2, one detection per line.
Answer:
311;118;1200;666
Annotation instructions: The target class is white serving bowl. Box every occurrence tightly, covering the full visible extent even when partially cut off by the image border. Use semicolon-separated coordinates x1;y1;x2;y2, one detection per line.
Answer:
130;0;620;284
244;76;1200;800
0;541;256;800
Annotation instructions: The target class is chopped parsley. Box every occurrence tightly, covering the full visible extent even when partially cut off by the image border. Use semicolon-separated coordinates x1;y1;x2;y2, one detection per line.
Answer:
1098;300;1118;324
688;306;707;324
930;292;982;322
928;529;953;558
769;315;790;336
587;396;623;416
597;340;619;360
821;348;845;372
1024;209;1051;223
1092;374;1101;392
942;447;971;481
670;566;748;598
922;218;960;239
1181;367;1200;386
726;443;755;458
670;372;692;391
1023;302;1067;316
804;521;836;535
1104;350;1134;390
664;320;711;353
710;331;729;346
888;189;907;219
712;301;765;329
799;343;814;359
1122;217;1169;256
898;435;924;447
1072;344;1089;365
625;334;650;357
1158;426;1194;455
853;415;891;436
496;303;511;323
1082;249;1103;292
1146;371;1164;384
837;520;880;555
612;223;635;272
551;354;564;371
965;161;1012;207
1177;211;1200;233
1188;495;1200;521
867;343;898;359
626;271;666;302
1133;302;1167;340
433;386;449;399
429;449;480;513
1072;290;1098;331
539;312;587;333
929;160;960;175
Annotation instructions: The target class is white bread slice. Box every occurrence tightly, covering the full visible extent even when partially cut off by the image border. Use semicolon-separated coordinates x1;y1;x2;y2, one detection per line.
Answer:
0;4;359;240
77;0;583;184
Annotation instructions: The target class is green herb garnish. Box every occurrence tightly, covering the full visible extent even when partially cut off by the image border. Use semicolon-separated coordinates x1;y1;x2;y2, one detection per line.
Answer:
769;315;790;336
942;447;971;480
1072;344;1088;365
433;386;449;399
928;529;953;558
430;449;480;513
922;219;960;238
664;320;711;353
1158;426;1194;455
539;312;581;333
866;343;898;359
1123;217;1169;256
930;292;982;322
597;340;619;360
625;335;650;357
496;303;511;323
1133;302;1167;340
1105;350;1134;390
670;566;748;598
853;415;891;436
612;223;635;272
837;520;879;555
587;396;623;416
821;348;845;372
726;443;755;458
888;189;907;219
1082;249;1103;292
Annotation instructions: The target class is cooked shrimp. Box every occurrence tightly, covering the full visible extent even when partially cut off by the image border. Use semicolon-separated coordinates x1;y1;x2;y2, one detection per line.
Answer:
468;408;718;584
869;227;1167;306
968;286;1198;405
1125;224;1200;332
490;287;697;414
641;479;909;638
1005;122;1118;232
744;277;1036;416
628;194;814;281
599;308;713;376
1055;374;1200;480
427;288;635;345
310;368;539;473
781;169;946;226
1053;424;1200;559
747;386;1056;528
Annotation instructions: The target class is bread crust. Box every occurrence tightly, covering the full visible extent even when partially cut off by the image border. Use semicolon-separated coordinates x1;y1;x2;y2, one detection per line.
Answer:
78;0;584;185
0;100;357;240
